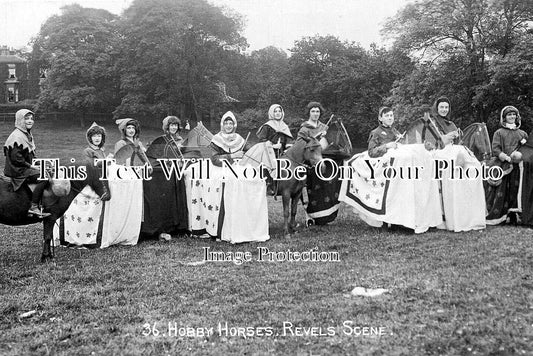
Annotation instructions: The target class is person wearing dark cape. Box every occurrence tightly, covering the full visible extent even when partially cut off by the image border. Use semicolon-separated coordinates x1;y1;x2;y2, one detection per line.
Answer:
297;101;329;148
486;106;528;225
256;104;293;155
113;118;150;166
142;116;189;240
298;101;347;225
406;97;461;149
256;104;293;194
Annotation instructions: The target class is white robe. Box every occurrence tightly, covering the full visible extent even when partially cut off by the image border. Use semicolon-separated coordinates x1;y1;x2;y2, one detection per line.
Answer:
185;161;269;243
433;145;486;231
340;144;442;233
340;144;486;232
53;163;142;248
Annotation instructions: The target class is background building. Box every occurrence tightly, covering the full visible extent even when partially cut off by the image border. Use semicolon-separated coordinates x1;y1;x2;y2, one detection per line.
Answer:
0;46;32;105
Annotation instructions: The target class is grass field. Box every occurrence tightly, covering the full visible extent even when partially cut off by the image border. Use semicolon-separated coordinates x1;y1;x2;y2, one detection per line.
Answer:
1;119;533;355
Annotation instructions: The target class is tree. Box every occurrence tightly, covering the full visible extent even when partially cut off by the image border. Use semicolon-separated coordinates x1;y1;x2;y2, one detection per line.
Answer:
474;35;533;134
248;46;290;107
114;0;247;122
32;4;121;126
287;36;413;145
383;0;533;123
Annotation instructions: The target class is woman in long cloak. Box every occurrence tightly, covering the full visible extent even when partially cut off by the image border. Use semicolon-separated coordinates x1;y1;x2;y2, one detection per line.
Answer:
142;116;189;240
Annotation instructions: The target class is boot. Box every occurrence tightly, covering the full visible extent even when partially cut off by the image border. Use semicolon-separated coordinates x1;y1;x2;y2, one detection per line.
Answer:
29;180;51;218
28;202;51;218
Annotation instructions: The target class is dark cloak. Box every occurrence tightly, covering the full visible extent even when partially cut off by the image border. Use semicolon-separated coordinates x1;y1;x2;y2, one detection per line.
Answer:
142;135;189;235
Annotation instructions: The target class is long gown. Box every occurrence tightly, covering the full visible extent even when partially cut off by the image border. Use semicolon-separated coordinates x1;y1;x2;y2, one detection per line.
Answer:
298;120;350;225
53;140;144;248
142;134;189;236
53;161;142;248
402;115;485;231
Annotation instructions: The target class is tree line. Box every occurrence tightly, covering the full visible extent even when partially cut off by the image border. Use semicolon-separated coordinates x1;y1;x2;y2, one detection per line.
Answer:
30;0;533;146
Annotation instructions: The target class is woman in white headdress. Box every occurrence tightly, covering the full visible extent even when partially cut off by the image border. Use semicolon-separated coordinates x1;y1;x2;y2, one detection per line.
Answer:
210;111;248;166
256;104;293;155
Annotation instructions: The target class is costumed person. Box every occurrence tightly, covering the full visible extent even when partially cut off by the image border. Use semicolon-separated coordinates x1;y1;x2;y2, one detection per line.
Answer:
485;106;528;225
100;118;146;245
186;111;269;243
368;106;402;158
3;109;50;217
257;104;293;154
256;104;293;194
142;116;189;241
84;122;111;201
210;111;249;166
418;97;485;231
52;121;144;248
423;97;461;149
298;101;329;150
114;118;150;166
298;101;343;225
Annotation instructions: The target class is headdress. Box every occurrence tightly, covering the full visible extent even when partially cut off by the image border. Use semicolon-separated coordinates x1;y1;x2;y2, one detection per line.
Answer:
432;96;452;119
500;105;521;128
162;116;181;133
115;118;140;140
86;122;106;148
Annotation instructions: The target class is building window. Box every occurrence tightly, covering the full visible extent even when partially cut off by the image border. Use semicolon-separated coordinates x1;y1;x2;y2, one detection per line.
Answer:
8;64;16;79
7;87;15;102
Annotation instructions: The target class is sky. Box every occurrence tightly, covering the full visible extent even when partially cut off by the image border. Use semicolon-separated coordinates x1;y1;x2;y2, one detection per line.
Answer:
0;0;412;52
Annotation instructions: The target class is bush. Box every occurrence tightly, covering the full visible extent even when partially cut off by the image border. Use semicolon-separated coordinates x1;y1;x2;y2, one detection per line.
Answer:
235;108;265;133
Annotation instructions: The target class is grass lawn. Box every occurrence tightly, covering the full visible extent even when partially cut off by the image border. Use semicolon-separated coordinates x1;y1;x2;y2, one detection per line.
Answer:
1;119;532;355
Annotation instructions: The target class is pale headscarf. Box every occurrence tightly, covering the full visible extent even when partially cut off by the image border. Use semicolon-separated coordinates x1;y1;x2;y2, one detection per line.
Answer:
211;111;245;152
115;118;140;140
262;104;293;138
4;109;36;152
86;122;106;149
500;105;521;129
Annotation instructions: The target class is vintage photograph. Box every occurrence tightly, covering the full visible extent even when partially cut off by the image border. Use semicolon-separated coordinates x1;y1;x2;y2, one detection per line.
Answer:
1;0;532;354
